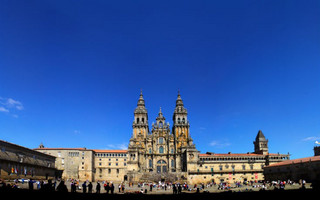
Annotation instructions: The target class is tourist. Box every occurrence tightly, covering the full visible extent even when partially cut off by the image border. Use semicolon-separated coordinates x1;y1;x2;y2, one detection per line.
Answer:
121;184;125;193
88;182;93;193
105;182;110;194
172;184;177;194
28;179;34;190
82;182;87;193
110;182;114;194
71;181;76;193
56;180;68;193
178;184;182;194
96;182;101;193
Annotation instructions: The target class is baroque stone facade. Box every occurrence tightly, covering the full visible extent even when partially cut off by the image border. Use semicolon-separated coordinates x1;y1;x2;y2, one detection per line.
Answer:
35;92;290;184
126;91;198;182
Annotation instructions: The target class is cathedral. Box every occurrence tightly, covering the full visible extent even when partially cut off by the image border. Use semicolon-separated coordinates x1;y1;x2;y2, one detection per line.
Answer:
35;91;290;184
127;91;199;181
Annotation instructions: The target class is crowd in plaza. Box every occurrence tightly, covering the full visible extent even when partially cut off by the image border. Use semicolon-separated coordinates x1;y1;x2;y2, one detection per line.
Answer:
0;178;318;194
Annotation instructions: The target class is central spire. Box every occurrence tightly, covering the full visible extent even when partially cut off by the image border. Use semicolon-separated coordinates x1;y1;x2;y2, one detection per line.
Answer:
156;107;165;121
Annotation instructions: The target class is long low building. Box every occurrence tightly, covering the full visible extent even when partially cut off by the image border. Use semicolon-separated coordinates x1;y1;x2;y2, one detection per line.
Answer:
193;152;288;183
264;152;320;182
35;147;128;182
0;140;56;180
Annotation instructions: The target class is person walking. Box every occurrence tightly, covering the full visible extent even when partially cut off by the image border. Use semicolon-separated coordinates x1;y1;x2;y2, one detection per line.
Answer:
178;184;182;194
82;182;87;193
106;182;110;194
110;182;114;194
121;184;125;193
88;182;93;193
96;182;101;193
56;180;68;193
28;179;34;190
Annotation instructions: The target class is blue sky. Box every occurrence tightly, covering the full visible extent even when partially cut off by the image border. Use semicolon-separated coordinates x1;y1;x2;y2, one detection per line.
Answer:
0;0;319;159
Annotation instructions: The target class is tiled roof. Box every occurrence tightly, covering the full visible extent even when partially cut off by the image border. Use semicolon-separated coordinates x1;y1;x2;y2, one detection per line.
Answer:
34;147;128;153
264;155;320;168
199;152;282;157
93;149;128;153
34;147;88;151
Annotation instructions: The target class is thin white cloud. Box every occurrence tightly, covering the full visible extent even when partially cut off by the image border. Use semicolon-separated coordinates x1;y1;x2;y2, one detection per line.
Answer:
106;143;128;150
6;98;24;110
302;136;320;142
0;106;9;113
0;97;24;115
209;140;231;148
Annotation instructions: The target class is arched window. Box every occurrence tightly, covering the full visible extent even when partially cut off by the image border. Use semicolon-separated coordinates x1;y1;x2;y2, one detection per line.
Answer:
137;118;139;123
178;118;181;123
157;160;166;164
171;160;174;167
158;137;164;144
149;159;152;168
159;121;163;128
149;148;152;154
182;118;185;123
159;146;164;154
142;118;145;123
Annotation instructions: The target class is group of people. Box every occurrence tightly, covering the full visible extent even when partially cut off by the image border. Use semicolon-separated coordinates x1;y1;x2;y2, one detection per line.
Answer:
70;181;120;194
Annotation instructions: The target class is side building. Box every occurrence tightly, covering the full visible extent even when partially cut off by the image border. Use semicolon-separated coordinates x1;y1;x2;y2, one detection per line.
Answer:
264;147;320;183
34;147;128;182
0;140;56;180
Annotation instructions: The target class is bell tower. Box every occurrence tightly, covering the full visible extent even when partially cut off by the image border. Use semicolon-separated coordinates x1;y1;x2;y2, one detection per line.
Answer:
132;90;149;142
254;130;269;155
128;91;149;176
172;91;190;149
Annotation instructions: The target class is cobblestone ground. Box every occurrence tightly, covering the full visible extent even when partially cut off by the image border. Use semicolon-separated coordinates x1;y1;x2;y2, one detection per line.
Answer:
8;180;312;194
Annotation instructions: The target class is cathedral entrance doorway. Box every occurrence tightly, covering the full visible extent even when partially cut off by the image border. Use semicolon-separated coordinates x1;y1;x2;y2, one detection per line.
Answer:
156;160;167;173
